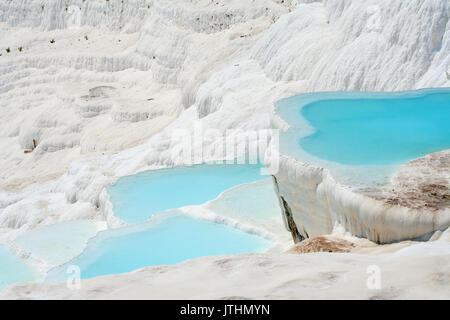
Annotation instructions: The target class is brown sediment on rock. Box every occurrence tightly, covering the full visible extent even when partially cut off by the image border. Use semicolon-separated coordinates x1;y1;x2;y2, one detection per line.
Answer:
280;196;304;243
285;236;355;254
364;150;450;211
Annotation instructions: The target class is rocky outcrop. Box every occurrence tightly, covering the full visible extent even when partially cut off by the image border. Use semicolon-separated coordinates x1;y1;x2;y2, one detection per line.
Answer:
273;153;450;244
286;236;355;253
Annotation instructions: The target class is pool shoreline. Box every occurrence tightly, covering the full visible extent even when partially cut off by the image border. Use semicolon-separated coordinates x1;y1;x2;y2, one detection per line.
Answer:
42;164;286;284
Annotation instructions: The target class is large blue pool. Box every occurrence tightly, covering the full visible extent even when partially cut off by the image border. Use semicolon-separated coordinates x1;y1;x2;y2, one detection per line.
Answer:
277;88;450;166
107;163;267;224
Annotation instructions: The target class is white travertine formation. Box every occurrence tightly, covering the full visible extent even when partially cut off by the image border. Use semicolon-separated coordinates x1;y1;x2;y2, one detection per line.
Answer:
0;0;449;298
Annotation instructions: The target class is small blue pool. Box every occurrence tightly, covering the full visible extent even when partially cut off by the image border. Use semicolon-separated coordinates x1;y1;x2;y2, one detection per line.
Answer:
108;163;267;224
0;244;41;291
46;212;272;281
277;88;450;166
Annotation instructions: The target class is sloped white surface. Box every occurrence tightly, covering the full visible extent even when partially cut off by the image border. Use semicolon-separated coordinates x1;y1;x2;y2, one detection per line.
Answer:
1;0;448;235
273;155;450;243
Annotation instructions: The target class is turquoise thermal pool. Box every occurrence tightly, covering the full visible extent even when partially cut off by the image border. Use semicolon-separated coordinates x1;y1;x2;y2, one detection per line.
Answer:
107;163;267;224
277;88;450;166
46;212;272;281
0;245;41;291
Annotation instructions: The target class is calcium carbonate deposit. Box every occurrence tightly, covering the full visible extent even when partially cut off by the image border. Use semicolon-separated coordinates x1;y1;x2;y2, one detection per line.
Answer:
0;0;449;299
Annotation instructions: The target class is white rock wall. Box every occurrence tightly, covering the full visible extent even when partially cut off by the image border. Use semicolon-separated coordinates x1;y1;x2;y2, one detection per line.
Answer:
0;0;448;244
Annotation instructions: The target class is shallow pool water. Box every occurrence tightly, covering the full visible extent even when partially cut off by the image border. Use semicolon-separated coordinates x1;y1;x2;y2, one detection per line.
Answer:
14;220;105;267
0;245;41;291
46;212;272;281
277;89;450;166
108;163;267;224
